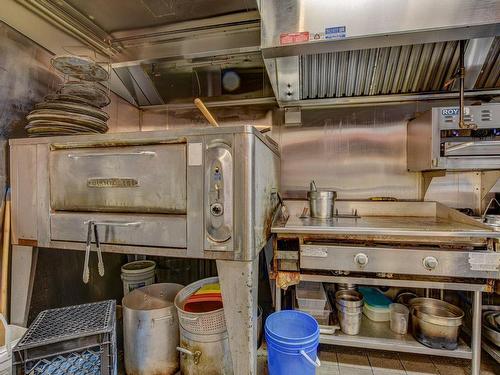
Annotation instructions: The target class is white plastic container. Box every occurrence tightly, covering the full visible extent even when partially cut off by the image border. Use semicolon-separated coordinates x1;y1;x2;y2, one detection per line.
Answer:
0;314;27;375
363;303;390;322
121;260;156;295
296;282;327;310
294;295;332;325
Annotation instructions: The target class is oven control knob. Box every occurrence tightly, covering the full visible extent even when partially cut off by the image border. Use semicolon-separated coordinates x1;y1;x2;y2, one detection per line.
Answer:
423;256;438;271
210;203;224;216
354;253;368;267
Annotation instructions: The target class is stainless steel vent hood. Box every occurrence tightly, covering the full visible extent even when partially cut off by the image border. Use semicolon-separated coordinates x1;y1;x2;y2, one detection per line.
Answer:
259;0;500;106
2;0;268;107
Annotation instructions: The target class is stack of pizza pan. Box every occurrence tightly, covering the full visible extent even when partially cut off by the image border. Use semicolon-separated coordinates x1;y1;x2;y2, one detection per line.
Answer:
26;55;111;137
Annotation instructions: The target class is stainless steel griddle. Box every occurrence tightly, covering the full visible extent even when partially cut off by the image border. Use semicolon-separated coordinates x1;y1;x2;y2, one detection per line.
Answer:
271;199;500;375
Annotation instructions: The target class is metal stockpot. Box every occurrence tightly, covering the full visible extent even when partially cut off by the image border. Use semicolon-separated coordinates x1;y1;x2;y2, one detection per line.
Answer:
308;181;336;219
122;283;184;375
178;326;234;375
409;298;464;350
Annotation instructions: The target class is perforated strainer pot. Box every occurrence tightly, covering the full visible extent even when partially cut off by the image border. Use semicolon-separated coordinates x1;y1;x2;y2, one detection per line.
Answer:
174;277;226;335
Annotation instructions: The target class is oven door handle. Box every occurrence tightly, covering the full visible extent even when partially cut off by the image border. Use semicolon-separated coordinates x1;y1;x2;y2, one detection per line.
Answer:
87;220;143;227
67;151;156;159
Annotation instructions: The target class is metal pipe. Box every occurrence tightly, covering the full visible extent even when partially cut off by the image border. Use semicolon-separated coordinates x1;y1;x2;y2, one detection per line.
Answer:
471;290;482;375
459;40;466;129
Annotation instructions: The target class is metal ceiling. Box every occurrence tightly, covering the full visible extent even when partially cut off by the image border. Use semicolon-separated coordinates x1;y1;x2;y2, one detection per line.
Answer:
300;41;462;99
59;0;257;32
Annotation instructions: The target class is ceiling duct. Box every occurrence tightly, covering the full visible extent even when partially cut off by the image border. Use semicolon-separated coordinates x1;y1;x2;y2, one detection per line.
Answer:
260;0;500;107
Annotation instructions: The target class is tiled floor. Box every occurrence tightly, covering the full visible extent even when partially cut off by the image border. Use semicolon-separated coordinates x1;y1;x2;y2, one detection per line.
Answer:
257;345;500;375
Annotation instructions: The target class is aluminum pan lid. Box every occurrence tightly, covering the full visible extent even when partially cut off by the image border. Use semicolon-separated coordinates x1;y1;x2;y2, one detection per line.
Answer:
51;55;109;82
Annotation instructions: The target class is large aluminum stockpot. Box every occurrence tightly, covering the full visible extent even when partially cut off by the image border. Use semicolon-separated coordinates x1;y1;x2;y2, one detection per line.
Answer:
178;326;233;375
409;298;464;350
122;283;184;375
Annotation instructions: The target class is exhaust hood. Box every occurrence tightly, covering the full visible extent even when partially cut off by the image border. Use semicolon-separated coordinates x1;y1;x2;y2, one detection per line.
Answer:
2;0;499;108
259;0;500;106
2;0;268;107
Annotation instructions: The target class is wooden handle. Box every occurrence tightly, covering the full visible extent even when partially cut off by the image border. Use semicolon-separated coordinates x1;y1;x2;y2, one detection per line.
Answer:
0;190;11;318
194;98;219;127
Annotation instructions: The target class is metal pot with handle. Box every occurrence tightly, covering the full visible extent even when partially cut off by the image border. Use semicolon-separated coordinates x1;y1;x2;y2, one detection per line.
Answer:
177;326;233;375
122;283;184;375
307;181;336;219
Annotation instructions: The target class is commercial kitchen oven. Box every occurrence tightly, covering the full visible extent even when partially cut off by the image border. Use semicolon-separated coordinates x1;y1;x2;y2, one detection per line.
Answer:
9;125;280;375
408;103;500;171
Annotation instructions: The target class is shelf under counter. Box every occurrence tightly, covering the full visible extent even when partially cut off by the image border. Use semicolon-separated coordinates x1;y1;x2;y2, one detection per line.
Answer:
481;336;500;363
299;272;491;292
320;316;472;359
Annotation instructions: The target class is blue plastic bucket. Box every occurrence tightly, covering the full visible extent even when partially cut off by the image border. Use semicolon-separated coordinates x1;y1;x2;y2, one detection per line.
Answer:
265;310;321;375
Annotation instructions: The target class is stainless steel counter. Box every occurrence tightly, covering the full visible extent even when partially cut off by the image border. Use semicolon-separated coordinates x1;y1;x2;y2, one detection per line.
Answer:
275;214;495;238
272;200;500;238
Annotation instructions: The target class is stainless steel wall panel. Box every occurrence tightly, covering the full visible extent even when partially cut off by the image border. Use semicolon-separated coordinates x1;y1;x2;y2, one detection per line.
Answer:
425;172;482;212
275;105;421;199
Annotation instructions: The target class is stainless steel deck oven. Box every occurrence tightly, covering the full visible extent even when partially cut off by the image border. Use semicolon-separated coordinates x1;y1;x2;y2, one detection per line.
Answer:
9;125;280;375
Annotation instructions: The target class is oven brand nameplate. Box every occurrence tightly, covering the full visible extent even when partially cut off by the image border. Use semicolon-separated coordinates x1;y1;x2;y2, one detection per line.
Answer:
301;246;328;258
87;178;139;188
468;252;500;272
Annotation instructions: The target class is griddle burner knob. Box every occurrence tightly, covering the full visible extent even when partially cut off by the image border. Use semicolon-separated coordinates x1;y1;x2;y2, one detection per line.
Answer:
423;256;438;271
354;253;369;267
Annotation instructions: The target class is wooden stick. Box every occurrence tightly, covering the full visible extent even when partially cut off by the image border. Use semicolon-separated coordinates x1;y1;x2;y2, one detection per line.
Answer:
194;98;219;127
0;189;10;319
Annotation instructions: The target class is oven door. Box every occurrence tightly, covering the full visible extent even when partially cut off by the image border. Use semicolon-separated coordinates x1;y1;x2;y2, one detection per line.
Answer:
443;141;500;157
49;142;188;248
50;143;187;213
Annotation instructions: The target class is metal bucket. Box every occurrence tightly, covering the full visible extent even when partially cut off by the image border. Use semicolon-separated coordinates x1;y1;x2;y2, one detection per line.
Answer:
308;190;336;219
335;290;363;335
178;326;234;375
122;283;184;375
336;303;362;335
